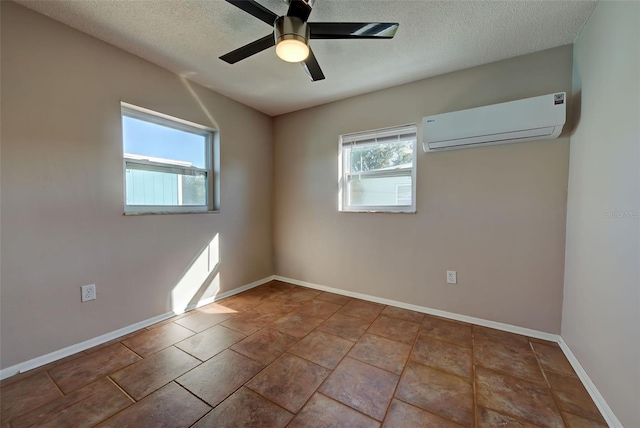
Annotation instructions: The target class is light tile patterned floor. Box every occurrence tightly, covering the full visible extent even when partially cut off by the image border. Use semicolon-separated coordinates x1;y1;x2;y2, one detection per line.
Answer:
0;280;607;427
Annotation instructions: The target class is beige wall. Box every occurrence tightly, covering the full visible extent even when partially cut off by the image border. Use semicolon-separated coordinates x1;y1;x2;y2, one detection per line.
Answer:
562;2;640;426
0;2;273;369
274;45;573;333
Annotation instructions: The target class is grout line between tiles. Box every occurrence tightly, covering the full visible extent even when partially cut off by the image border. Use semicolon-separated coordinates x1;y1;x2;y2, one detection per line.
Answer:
3;371;69;426
233;349;308;417
291;340;355;372
300;391;382;426
261;302;387;421
298;300;475;424
404;350;474;383
0;352;90;390
345;337;411;377
173;381;214;416
44;370;65;397
112;351;205;404
380;308;421;425
472;360;549;387
118;341;146;361
378;310;473;427
172;355;207;382
296;327;357;345
107;375;137;403
241;382;299;417
478;404;550;427
539;367;579;379
172;321;202;334
561;410;609;426
530;341;553;385
473;331;553;428
392;395;467;427
473;339;566;427
530;339;571;427
334;349;401;379
10;376;117;428
417;326;473;349
189;408;214;428
253;391;301;426
180;285;294;426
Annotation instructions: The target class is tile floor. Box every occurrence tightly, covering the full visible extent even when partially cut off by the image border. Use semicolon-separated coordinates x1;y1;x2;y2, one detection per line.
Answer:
0;281;607;427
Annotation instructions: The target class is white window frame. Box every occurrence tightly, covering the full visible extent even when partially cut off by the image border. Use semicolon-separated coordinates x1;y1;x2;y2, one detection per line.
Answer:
121;103;218;214
338;124;417;213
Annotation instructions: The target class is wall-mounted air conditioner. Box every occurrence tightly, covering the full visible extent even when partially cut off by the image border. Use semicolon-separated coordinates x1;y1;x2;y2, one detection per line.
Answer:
422;92;566;152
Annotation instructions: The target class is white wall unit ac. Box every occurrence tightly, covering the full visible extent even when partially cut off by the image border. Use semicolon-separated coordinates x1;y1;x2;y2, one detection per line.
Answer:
422;93;566;152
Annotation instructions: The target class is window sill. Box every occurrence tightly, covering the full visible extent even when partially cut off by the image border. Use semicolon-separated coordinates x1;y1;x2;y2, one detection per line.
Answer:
123;210;219;216
340;209;416;214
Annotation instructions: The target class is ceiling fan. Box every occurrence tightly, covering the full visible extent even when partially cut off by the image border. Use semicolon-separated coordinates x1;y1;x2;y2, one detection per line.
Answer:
219;0;399;81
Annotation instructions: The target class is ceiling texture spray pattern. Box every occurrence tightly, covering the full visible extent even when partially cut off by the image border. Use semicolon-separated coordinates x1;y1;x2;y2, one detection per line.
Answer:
18;0;597;116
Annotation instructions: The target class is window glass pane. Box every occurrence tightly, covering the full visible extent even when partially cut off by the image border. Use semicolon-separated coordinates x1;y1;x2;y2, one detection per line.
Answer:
349;140;413;173
181;174;207;205
396;184;412;205
348;175;412;207
125;166;207;206
123;115;207;169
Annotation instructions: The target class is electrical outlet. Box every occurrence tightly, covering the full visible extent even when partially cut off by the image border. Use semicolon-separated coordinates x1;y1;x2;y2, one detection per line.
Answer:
81;284;96;302
447;271;457;284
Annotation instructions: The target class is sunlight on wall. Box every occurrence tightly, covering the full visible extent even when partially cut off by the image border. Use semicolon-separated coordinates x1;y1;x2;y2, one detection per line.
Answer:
171;234;220;313
180;76;220;130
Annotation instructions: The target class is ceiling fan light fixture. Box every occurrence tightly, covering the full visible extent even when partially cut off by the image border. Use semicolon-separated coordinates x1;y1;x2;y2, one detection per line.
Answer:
275;16;310;63
276;38;309;62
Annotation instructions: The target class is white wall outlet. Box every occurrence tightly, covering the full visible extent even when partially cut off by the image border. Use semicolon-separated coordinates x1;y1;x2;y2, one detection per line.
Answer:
81;284;96;302
447;271;457;284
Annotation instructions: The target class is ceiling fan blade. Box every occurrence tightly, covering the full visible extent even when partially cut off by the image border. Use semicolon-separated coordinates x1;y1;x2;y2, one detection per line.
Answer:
224;0;279;25
220;34;275;64
309;22;399;39
301;48;325;81
287;0;315;22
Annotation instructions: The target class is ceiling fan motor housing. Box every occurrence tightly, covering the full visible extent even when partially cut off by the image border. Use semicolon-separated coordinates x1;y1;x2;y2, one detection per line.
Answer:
275;16;310;45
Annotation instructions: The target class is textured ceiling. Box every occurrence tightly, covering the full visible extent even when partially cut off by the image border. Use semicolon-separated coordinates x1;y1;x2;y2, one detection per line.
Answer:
17;0;596;116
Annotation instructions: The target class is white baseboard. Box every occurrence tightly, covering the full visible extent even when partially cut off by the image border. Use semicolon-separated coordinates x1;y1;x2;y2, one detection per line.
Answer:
558;338;622;428
0;311;174;381
275;275;560;342
0;275;275;381
275;275;621;427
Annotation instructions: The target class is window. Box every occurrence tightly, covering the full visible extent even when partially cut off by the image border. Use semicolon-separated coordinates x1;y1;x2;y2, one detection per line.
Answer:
122;104;217;214
339;124;417;213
